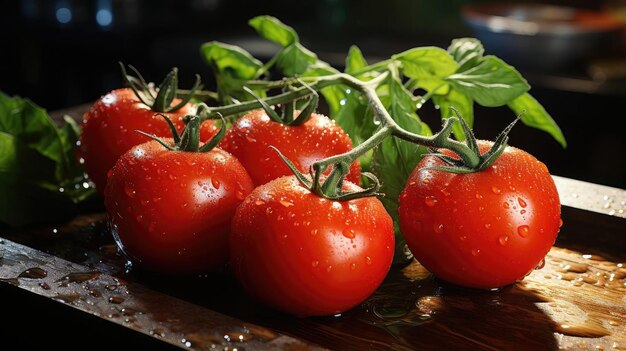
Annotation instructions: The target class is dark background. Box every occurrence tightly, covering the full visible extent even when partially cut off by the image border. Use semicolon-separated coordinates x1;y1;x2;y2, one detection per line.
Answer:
1;0;625;188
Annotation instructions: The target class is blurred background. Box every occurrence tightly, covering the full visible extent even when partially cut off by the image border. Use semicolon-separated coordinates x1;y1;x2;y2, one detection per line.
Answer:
1;0;625;188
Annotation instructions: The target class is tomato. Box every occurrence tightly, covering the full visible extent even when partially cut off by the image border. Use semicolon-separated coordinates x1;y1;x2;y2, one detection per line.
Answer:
220;110;361;186
104;139;254;274
398;140;561;289
230;176;394;317
78;88;218;193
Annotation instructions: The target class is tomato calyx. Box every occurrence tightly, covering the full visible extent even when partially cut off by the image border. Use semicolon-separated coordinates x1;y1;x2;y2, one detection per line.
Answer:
136;106;226;153
271;146;383;201
119;62;201;113
422;108;521;174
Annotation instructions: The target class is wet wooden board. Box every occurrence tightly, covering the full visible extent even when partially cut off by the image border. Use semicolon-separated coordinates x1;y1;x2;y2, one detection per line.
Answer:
0;179;624;350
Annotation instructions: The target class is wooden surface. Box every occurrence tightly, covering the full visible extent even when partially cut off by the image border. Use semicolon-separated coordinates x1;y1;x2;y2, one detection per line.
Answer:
0;105;624;350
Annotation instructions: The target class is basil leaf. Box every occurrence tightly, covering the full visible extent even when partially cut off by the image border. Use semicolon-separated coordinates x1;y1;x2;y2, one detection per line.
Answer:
447;55;530;107
448;38;485;72
200;41;263;79
393;47;458;80
0;93;93;227
276;43;318;77
508;93;567;147
249;15;298;47
345;45;368;74
433;89;474;141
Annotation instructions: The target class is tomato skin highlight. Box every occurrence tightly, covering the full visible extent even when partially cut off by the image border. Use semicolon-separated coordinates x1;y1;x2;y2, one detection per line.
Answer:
78;88;218;193
220;110;361;186
104;140;254;274
230;176;394;317
398;141;561;289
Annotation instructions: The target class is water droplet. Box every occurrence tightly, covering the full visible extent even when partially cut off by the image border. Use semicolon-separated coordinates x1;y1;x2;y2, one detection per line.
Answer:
484;223;492;229
343;228;356;239
211;178;221;189
279;200;294;208
326;265;333;272
459;235;467;241
310;229;318;235
366;256;372;265
433;223;444;234
475;193;483;199
498;235;509;246
518;197;527;208
518;225;529;238
18;267;48;279
350;263;357;270
236;191;245;201
471;248;480;256
520;209;526;214
109;296;126;304
135;214;143;223
254;199;265;206
424;196;437;207
140;199;150;206
503;202;510;209
124;184;135;198
265;207;273;215
311;260;319;268
491;186;501;194
39;282;51;290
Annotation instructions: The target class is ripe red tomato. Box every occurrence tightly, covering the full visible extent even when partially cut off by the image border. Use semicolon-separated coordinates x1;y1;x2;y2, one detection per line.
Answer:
78;88;218;193
398;141;561;289
105;139;254;274
230;176;394;317
220;110;361;186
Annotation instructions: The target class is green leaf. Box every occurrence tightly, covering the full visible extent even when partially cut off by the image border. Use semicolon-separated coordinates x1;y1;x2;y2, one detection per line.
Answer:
448;38;485;72
508;93;567;147
200;41;263;80
447;55;530;107
433;89;474;141
345;45;368;74
249;15;299;47
393;47;458;80
276;43;318;77
0;93;92;227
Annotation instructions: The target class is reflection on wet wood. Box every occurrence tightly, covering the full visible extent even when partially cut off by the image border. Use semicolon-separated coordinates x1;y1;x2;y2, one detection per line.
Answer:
0;211;624;351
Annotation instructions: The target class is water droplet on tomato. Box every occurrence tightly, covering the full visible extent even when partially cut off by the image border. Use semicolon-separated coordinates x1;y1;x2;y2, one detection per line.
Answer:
279;200;294;208
459;235;467;241
350;263;357;270
265;207;273;215
124;184;135;198
518;225;529;238
310;229;318;236
424;196;437;207
311;260;319;268
475;193;483;199
254;199;265;206
491;186;501;194
366;256;372;265
471;248;480;256
152;196;161;202
343;228;356;239
484;223;492;229
503;202;510;209
236;191;245;200
135;215;143;223
326;265;333;272
211;178;221;189
498;235;509;246
518;197;527;208
521;209;526;214
141;199;150;206
433;223;444;234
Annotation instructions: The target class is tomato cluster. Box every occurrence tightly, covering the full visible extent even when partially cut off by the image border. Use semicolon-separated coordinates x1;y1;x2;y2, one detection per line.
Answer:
80;76;561;317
